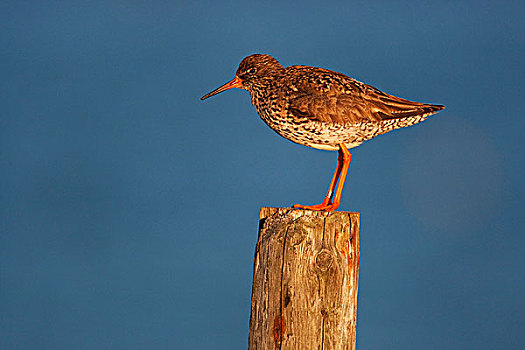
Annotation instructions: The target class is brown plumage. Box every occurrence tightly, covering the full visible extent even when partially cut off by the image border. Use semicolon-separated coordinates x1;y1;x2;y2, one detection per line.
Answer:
201;54;444;211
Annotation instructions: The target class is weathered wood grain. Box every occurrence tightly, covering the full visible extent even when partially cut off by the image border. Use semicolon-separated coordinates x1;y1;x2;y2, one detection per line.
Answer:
248;207;360;350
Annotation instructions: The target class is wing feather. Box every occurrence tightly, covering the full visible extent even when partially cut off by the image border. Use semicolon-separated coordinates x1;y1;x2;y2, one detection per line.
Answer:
285;66;444;125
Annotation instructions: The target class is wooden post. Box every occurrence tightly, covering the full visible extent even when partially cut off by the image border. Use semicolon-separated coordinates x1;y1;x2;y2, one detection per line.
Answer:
249;207;360;350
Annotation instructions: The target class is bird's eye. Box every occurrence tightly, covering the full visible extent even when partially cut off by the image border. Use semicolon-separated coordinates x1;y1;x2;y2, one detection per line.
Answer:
247;67;257;74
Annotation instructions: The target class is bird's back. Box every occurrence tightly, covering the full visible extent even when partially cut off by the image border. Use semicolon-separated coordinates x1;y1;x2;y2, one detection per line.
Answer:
280;65;444;125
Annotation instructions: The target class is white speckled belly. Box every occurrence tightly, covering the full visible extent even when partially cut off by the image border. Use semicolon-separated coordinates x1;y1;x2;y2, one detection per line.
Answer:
259;111;429;151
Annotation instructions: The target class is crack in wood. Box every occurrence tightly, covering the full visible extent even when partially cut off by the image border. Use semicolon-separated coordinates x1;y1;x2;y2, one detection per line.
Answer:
275;223;291;350
321;316;325;350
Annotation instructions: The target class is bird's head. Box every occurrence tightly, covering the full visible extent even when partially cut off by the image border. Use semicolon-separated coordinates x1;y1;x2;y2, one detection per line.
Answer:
201;54;283;100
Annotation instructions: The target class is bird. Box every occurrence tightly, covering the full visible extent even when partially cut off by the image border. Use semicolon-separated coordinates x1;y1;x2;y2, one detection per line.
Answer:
201;54;444;211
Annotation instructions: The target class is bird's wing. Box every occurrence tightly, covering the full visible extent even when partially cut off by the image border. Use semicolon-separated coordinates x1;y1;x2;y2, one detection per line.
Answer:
286;66;444;125
288;92;376;124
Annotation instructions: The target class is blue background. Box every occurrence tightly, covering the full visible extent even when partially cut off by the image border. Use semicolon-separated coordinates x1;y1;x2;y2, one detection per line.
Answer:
2;1;524;349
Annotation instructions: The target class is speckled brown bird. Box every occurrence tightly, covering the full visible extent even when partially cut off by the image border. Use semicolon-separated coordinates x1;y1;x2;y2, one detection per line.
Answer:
201;54;444;211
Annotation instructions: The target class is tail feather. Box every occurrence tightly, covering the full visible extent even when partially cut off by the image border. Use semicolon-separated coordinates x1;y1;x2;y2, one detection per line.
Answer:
381;103;444;119
373;95;445;120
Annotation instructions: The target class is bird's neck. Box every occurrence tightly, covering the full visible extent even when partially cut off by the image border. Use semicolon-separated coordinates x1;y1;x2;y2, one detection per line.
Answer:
246;76;277;100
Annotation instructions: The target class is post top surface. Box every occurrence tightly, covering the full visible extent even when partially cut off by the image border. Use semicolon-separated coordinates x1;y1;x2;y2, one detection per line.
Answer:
260;207;360;220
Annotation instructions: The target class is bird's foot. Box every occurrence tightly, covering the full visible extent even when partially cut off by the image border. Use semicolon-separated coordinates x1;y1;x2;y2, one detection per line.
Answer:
293;202;340;212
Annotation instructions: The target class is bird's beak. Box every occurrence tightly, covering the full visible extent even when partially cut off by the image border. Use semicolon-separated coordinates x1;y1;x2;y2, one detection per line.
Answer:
201;76;243;100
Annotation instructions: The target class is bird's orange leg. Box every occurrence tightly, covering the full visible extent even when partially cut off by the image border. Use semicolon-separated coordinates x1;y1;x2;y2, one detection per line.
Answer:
321;144;352;212
293;143;352;212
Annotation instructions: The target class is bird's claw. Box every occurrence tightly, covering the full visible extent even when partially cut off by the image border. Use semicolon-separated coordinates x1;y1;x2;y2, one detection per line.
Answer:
293;202;340;212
